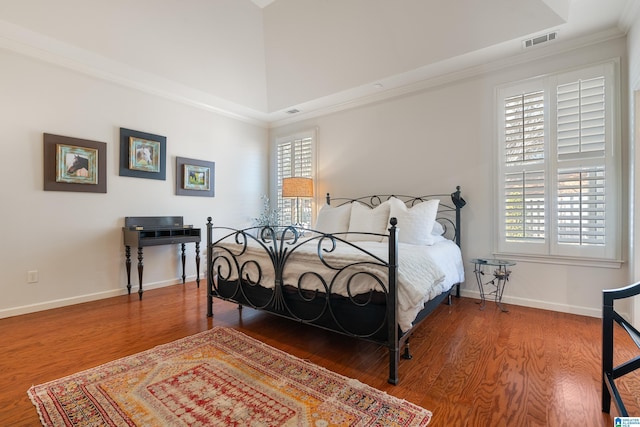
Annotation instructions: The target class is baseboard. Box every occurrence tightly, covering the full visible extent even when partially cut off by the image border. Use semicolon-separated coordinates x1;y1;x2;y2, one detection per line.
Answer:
0;275;202;320
459;289;601;318
1;278;605;320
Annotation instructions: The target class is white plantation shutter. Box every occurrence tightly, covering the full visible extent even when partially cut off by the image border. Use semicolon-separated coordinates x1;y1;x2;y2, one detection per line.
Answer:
504;170;545;242
275;131;316;226
555;74;607;251
497;61;619;261
504;91;545;166
276;141;293;223
557;167;606;246
502;90;546;245
557;77;606;160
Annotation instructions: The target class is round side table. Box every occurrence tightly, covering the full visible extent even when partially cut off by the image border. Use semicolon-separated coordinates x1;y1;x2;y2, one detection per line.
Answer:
470;258;516;312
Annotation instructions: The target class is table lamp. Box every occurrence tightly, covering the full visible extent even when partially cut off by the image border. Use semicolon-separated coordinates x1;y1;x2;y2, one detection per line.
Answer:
282;177;313;225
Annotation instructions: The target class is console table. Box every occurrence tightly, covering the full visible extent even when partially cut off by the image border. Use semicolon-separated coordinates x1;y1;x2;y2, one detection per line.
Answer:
123;216;201;299
470;258;515;312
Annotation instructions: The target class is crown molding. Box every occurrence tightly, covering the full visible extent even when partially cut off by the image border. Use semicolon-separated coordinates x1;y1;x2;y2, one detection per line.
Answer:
0;19;270;128
0;18;626;130
268;27;626;129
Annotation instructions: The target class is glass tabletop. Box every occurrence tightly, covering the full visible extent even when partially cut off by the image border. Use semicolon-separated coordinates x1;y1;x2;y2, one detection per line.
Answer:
470;258;516;267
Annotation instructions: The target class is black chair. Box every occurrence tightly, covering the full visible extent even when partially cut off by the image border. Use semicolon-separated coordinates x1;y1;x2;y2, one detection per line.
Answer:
602;282;640;416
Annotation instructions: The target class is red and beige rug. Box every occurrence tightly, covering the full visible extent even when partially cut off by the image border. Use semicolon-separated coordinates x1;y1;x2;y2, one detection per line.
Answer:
28;327;431;426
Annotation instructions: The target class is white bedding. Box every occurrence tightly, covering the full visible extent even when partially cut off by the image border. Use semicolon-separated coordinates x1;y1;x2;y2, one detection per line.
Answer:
212;235;464;332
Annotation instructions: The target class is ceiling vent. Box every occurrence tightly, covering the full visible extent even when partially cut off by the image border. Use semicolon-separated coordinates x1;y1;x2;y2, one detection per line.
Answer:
523;31;557;49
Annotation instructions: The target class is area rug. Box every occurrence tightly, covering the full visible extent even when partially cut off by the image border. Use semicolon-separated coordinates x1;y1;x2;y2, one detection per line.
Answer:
28;326;431;426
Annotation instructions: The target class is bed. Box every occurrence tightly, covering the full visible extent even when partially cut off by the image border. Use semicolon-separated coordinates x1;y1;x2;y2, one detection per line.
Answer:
206;186;466;384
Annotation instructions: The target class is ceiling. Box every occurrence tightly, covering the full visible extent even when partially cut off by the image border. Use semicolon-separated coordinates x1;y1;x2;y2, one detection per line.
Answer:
252;0;278;7
0;0;637;127
260;0;636;125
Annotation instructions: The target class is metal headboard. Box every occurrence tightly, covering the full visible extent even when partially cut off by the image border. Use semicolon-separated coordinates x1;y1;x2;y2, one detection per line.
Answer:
326;186;465;246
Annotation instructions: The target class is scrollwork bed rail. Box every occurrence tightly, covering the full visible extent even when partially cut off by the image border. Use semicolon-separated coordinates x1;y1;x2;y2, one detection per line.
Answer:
206;186;465;384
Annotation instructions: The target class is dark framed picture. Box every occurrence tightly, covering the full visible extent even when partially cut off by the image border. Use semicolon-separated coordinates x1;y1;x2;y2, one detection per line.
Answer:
176;156;215;197
119;128;166;180
44;133;107;193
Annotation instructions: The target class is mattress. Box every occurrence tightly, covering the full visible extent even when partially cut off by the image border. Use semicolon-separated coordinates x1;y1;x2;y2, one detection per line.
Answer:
211;233;464;331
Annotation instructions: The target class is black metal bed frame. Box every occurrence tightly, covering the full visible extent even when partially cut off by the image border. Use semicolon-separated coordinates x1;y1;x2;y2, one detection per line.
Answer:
206;186;465;384
602;282;640;416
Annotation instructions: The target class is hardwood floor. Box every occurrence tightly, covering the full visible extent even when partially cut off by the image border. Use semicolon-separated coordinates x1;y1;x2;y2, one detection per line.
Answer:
1;282;638;426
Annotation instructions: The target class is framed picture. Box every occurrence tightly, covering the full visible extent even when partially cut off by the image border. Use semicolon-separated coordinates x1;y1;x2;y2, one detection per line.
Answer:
129;136;160;173
184;164;210;190
44;133;107;193
119;128;166;180
56;144;98;184
176;156;215;197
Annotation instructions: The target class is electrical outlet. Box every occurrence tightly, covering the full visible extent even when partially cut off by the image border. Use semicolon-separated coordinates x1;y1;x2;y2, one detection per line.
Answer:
27;270;38;283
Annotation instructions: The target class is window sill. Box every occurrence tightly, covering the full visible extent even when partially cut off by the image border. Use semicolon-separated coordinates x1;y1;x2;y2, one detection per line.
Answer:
492;253;624;269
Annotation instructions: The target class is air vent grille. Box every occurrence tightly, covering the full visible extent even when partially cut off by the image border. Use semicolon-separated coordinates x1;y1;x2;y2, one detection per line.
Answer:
523;31;557;49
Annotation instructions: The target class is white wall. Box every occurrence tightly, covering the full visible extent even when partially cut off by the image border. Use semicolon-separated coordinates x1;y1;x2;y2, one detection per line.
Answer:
271;36;629;317
0;49;269;318
1;22;634;320
0;0;268;112
627;12;640;323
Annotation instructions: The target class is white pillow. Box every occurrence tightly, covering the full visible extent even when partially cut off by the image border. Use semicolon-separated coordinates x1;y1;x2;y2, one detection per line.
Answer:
347;201;391;242
432;221;445;236
314;203;352;234
389;197;440;245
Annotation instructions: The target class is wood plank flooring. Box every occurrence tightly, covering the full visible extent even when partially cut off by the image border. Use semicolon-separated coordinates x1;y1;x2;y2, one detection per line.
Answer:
1;282;638;426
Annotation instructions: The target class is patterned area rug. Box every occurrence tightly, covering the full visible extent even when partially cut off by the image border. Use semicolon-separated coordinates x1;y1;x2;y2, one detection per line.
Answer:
28;327;431;426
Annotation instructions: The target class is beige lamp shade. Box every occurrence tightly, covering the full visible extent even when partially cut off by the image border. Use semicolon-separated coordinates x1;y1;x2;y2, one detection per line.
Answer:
282;177;313;198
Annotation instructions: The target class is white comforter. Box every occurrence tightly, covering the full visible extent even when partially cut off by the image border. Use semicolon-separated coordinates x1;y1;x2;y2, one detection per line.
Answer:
212;235;464;332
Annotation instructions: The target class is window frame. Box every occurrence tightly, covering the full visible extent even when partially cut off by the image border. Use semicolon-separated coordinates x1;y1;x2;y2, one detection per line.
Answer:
271;129;317;227
495;60;621;264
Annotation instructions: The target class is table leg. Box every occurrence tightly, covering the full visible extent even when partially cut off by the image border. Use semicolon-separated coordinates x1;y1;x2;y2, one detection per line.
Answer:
494;267;510;312
125;246;132;294
473;265;487;310
137;247;144;300
181;243;186;284
195;242;201;288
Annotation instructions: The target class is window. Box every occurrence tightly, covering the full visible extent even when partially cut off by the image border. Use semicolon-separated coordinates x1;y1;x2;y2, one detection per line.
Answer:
273;130;316;226
496;61;620;262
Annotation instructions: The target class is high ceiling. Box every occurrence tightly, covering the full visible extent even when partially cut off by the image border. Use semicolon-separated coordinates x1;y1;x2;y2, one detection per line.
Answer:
260;0;635;124
0;0;637;126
